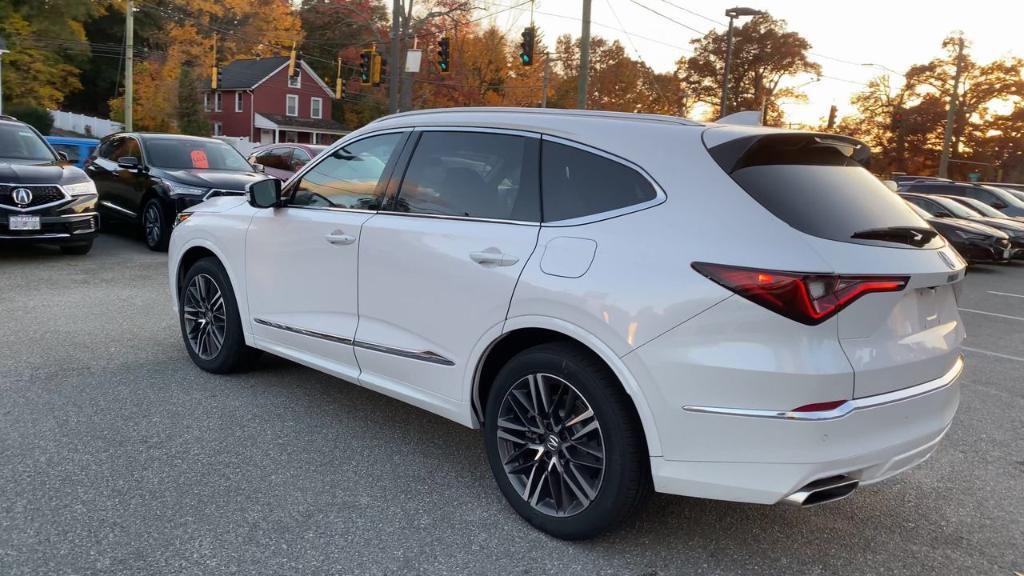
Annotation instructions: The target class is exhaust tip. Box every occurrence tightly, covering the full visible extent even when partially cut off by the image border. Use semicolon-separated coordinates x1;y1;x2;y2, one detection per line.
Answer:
783;475;859;507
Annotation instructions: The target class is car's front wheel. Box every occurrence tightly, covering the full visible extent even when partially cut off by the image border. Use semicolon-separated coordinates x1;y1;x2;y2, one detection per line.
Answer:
141;197;170;252
179;257;259;374
484;342;651;540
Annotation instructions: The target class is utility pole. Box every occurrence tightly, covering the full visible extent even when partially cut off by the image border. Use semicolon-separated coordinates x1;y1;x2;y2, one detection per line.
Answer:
576;0;591;109
939;36;966;179
124;0;134;131
389;0;401;114
719;16;735;118
542;52;550;108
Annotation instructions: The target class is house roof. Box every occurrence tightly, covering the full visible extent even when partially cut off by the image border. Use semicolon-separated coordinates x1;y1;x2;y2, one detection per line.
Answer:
256;113;347;134
213;56;290;90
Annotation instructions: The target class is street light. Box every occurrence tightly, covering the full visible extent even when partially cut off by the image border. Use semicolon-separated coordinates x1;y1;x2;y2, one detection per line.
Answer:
719;6;764;119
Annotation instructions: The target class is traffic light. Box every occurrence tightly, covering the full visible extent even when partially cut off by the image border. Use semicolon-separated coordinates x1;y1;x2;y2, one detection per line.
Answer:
892;107;904;132
291;51;303;80
336;77;345;99
359;50;372;85
210;65;222;90
519;27;535;66
437;36;451;74
377;56;387;87
826;104;837;130
371;53;383;86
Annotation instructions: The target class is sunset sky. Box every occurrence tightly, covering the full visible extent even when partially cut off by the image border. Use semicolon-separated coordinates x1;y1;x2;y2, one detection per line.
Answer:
488;0;1024;124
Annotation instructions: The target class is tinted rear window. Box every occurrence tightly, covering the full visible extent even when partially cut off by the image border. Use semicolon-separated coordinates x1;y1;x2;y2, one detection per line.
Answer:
731;164;940;248
541;141;657;222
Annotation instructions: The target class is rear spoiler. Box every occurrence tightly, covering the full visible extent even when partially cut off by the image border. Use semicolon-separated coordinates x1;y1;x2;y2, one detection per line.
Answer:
707;132;872;174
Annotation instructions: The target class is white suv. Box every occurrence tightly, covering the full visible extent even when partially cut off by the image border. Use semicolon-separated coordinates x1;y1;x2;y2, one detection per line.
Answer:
169;108;965;539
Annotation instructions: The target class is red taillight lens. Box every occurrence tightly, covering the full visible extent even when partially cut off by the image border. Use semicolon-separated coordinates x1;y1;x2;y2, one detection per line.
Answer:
692;262;908;325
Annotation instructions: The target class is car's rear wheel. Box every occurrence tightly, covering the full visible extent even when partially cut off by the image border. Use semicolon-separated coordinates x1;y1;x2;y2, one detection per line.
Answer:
180;257;259;374
59;241;93;255
484;342;650;540
141;197;170;252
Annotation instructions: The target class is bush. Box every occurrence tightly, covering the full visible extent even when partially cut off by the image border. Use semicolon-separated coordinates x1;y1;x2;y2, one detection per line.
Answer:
6;103;55;135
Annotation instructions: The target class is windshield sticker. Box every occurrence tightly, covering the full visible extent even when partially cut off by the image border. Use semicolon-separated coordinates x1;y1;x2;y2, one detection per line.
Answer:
190;150;209;169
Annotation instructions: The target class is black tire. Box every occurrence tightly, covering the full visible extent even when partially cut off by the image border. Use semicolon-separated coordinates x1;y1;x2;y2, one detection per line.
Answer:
179;257;260;374
484;342;651;540
141;197;171;252
59;241;93;255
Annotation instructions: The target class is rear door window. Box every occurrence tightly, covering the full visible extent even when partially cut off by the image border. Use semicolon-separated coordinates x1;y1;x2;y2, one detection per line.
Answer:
540;140;657;222
393;131;538;221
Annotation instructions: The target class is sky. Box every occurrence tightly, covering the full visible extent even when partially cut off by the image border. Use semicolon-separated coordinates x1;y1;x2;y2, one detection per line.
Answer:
484;0;1024;125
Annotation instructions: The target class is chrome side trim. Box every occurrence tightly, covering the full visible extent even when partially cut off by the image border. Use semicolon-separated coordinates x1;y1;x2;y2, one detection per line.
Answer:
100;200;136;217
373;210;539;227
253;318;456;367
59;212;99;219
254;318;353;346
0;233;71;239
203;189;245;201
683;354;964;421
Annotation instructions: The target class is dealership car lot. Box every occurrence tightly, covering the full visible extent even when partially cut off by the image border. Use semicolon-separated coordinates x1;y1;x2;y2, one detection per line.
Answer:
1;234;1022;575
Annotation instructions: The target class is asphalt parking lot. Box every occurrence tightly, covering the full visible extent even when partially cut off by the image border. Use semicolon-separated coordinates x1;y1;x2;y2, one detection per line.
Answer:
1;233;1022;576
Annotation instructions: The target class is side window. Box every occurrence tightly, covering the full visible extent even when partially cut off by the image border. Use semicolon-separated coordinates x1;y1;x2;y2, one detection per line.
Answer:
937;185;964;196
111;137;141;161
394;131;538;221
290;148;311;171
964;187;996;205
257;147;292;171
289;133;403;210
98;138;121;160
51;144;81;164
541;140;657;222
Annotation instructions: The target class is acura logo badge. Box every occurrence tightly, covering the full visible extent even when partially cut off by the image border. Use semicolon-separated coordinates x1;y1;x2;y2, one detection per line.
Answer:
11;188;33;205
546;435;560;451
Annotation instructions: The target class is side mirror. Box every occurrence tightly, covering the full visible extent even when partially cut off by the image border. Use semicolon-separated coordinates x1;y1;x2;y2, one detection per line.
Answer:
247;178;282;209
117;156;140;170
56;151;70;163
882;180;898;192
251;162;266;173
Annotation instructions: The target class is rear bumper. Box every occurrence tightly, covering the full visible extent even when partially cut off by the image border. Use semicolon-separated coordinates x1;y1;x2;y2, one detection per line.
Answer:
649;356;963;504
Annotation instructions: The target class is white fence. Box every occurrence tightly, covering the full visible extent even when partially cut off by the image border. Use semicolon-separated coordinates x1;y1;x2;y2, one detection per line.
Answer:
48;110;123;138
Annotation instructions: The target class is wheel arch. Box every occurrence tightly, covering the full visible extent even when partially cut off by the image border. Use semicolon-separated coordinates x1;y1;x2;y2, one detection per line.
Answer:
471;316;663;457
172;239;252;346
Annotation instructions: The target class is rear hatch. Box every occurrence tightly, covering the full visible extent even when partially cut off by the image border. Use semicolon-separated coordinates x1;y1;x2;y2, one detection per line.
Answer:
705;129;965;398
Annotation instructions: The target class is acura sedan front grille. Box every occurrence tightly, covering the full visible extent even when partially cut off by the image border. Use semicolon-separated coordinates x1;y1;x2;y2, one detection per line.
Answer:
0;184;69;210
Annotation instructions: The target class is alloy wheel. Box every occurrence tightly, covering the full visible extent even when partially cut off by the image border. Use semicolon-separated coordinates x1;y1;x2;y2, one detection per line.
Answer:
143;202;162;247
496;373;605;517
182;273;227;360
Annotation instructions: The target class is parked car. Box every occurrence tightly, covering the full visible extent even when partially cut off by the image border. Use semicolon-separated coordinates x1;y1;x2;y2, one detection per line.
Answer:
978;182;1024;203
0;116;98;255
247;143;327;181
891;175;951;185
45;136;100;169
169;109;966;539
900;192;1024;258
86;133;267;251
942;194;1024;223
901;180;1024;217
902;200;1013;264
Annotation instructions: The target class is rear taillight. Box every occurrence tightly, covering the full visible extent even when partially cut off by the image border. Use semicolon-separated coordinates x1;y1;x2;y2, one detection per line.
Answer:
692;262;908;325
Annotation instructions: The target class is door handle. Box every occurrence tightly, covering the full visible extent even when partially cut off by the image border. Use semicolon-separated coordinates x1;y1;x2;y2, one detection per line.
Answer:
325;231;356;245
470;249;519;267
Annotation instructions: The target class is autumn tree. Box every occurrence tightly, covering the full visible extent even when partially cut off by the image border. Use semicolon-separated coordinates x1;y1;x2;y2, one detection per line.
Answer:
177;65;210;135
680;14;820;124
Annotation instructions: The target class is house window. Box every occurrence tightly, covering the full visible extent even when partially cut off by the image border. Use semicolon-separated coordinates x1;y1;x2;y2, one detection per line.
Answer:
214;92;223;112
288;69;301;88
284;131;298;143
213;121;223;136
286;94;299;117
204;93;210;112
310;97;323;119
235;92;243;112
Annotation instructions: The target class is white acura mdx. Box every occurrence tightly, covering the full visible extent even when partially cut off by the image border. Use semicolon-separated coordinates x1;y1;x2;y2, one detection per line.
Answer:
169;108;965;539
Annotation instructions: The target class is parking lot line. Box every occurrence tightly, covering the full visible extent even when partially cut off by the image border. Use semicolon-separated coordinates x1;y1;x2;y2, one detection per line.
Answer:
986;290;1024;299
962;346;1024;363
958;308;1024;321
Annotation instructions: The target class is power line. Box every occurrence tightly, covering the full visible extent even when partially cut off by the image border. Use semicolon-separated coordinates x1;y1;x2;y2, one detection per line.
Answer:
654;0;725;27
628;0;704;35
604;0;673;109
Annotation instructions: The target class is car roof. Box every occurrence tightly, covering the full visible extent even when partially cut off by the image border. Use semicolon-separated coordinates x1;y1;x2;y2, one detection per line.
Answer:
108;133;225;144
370;107;706;131
45;136;100;144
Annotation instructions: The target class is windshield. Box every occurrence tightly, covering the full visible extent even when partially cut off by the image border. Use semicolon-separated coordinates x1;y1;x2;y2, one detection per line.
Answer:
930;196;981;219
952;196;1006;217
143;138;252;171
0;123;56;162
980;185;1024;208
906;201;933;220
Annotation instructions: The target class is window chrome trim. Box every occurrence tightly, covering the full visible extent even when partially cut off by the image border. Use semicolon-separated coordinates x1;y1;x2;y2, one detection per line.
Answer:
538;135;667;227
253;318;456;367
0;183;72;213
100;200;136;217
683;354;964;421
371;210;539;227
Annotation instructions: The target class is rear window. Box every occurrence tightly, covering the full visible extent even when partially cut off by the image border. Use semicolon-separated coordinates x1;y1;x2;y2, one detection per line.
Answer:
541;141;657;222
716;134;940;249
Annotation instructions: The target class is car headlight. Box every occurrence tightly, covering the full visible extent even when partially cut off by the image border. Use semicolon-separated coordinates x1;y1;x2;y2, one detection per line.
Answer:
165;181;208;196
63;181;97;196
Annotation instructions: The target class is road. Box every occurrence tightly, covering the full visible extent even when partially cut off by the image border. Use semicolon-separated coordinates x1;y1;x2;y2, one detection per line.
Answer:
1;233;1021;575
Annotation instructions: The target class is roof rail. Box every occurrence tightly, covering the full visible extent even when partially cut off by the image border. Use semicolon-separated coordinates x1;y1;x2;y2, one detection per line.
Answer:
369;107;704;128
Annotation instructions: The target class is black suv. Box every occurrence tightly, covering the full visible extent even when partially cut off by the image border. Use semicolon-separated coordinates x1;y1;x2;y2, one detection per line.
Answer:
900;180;1024;217
86;133;266;250
0;116;99;255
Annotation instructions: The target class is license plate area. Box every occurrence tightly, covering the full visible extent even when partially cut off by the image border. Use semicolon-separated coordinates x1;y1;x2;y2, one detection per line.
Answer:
9;215;41;231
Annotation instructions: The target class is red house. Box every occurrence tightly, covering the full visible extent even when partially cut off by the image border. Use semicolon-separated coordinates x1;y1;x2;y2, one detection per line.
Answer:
204;56;347;146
